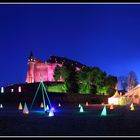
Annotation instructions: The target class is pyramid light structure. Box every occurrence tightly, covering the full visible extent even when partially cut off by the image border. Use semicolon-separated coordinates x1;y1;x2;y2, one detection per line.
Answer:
45;105;49;111
110;104;114;110
130;103;135;110
18;102;23;110
86;102;89;106
101;105;107;116
130;103;133;108
101;102;104;105
48;109;54;117
79;106;84;113
40;102;44;108
78;104;81;108
23;102;29;114
30;75;52;112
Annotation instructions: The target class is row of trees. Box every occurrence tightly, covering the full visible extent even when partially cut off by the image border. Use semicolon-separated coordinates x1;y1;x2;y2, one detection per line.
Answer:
118;71;139;92
54;64;117;96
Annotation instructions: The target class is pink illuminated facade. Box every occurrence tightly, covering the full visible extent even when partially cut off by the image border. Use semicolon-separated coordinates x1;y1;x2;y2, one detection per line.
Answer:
26;52;85;83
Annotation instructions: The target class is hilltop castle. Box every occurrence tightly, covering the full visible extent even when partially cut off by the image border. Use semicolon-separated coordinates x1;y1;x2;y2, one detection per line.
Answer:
26;52;86;83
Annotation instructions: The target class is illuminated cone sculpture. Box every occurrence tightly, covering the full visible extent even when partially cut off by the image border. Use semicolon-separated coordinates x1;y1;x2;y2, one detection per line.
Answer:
130;103;135;111
101;103;104;105
58;103;61;107
110;104;114;110
0;104;3;108
40;102;44;108
23;102;29;114
45;105;49;111
79;106;84;113
78;104;81;108
30;76;53;114
48;108;54;117
18;102;23;110
86;102;89;106
101;105;107;116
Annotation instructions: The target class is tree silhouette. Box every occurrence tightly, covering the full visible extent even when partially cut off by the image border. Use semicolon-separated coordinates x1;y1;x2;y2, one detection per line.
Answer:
127;71;138;91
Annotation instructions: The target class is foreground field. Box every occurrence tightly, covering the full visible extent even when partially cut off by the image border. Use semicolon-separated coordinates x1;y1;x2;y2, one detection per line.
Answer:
0;103;140;136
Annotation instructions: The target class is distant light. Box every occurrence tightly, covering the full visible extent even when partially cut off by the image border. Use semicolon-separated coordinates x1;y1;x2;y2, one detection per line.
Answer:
58;103;61;107
1;87;4;93
78;104;81;108
18;86;21;92
0;104;3;108
11;89;14;93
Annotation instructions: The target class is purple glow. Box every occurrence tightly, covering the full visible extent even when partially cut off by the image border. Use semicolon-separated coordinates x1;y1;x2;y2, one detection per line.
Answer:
51;107;55;111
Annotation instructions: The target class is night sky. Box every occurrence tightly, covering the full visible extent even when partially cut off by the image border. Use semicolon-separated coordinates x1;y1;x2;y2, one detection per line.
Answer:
0;3;140;88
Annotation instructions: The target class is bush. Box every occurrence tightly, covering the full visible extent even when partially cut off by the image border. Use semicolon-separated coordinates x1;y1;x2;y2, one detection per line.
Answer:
47;84;67;93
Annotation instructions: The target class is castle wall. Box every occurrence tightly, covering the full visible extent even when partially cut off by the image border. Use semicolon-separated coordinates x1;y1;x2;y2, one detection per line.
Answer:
26;61;63;83
26;55;82;83
26;62;35;83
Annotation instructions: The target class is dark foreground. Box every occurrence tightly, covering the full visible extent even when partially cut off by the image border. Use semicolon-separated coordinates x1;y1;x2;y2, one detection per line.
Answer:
0;103;140;137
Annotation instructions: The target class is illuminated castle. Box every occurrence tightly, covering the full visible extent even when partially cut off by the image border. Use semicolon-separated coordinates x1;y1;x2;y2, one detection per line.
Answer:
26;52;85;83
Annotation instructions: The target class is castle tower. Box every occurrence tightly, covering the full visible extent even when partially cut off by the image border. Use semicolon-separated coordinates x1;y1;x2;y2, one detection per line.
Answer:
26;52;35;83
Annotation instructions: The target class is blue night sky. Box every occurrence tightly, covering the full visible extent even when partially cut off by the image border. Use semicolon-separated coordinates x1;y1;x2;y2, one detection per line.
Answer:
0;3;140;88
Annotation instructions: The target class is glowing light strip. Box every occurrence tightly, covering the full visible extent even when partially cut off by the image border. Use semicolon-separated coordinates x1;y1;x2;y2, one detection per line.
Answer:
42;82;52;108
30;82;41;110
41;83;46;111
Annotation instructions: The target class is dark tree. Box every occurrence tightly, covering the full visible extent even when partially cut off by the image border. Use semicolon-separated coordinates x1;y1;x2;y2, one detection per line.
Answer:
54;63;79;94
127;71;138;91
118;76;128;92
64;64;79;94
105;75;118;96
54;65;61;81
77;66;95;94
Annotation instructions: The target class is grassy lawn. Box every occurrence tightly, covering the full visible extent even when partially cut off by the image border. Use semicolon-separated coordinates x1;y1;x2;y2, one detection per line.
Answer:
47;83;92;94
47;84;67;93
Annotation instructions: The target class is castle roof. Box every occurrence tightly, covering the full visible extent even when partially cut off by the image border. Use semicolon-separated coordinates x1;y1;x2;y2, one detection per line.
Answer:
28;51;35;62
29;51;34;59
46;56;87;68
